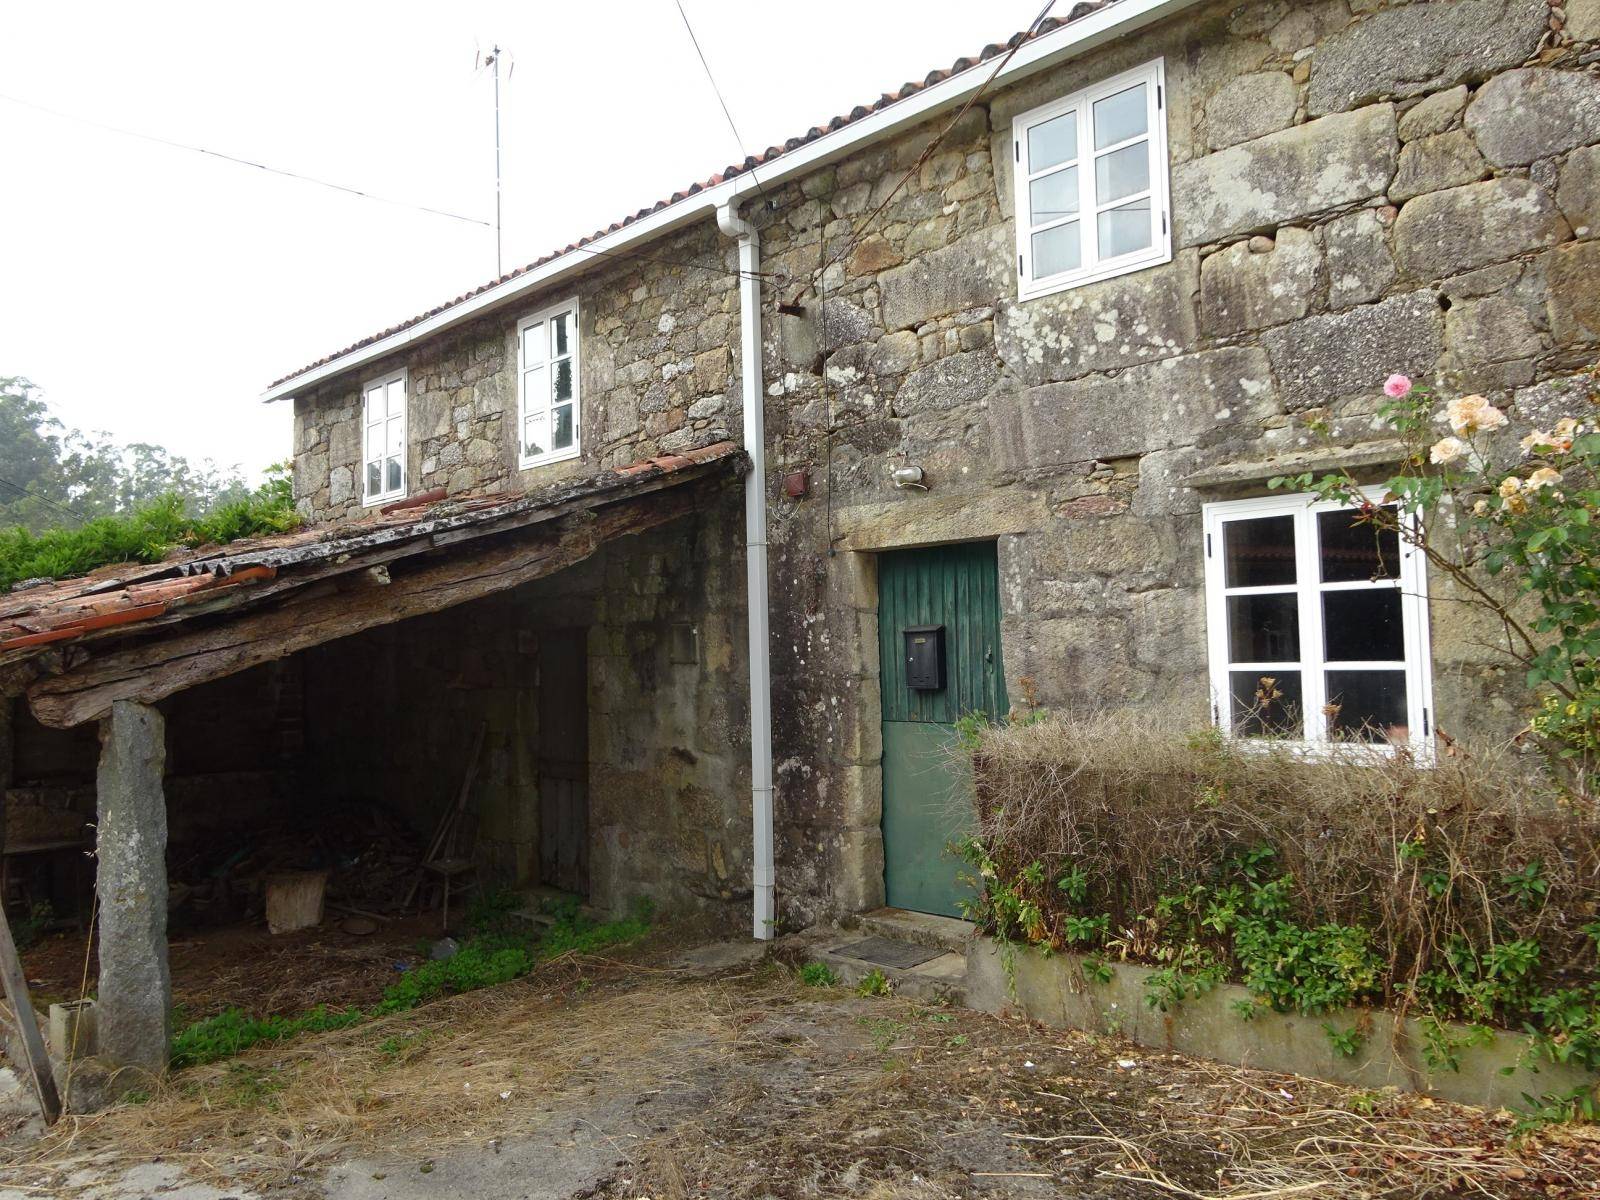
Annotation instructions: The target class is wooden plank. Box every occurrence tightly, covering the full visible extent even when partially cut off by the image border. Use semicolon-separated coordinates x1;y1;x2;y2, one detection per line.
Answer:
0;900;61;1124
26;477;724;729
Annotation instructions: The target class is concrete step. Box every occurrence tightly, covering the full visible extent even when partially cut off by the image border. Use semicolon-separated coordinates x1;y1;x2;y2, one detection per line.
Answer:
855;907;975;956
814;935;968;1005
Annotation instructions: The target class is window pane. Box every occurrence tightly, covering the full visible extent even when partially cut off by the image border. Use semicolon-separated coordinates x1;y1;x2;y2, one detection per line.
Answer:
1028;166;1079;226
386;379;404;413
1097;198;1152;258
552;403;574;450
365;422;383;461
385;415;404;456
365;388;384;421
554;357;573;403
552;311;570;357
1227;593;1301;663
1223;515;1296;588
1031;221;1081;278
523;411;549;459
1095;141;1149;204
385;457;402;493
1093;82;1147;149
524;364;547;413
1323;588;1404;661
366;461;381;497
1027;110;1077;171
1326;670;1409;743
1319;509;1400;582
522;321;545;365
1229;670;1303;739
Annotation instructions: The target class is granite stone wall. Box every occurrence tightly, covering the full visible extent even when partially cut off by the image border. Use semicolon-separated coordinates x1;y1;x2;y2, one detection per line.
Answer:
284;0;1600;928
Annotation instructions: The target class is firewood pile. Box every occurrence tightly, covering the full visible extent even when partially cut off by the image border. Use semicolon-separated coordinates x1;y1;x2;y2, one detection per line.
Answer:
169;802;421;924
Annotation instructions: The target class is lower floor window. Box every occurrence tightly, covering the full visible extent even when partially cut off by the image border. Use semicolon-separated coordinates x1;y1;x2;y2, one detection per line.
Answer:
1202;490;1433;756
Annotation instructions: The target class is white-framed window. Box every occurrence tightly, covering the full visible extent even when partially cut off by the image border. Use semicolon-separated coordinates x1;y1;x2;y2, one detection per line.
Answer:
1202;489;1435;759
361;368;407;506
517;298;580;469
1012;58;1171;301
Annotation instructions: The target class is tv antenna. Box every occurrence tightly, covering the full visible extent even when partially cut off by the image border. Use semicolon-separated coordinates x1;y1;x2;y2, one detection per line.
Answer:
476;44;513;275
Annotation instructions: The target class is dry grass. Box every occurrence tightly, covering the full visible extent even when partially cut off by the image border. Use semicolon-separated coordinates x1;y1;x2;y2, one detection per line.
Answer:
968;706;1600;991
7;944;1600;1198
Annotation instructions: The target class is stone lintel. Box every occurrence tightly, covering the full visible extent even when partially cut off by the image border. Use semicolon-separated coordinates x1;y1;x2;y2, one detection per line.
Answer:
1181;441;1409;490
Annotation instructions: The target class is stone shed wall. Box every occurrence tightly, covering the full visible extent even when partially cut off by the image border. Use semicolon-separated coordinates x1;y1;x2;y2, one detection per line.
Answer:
290;223;743;523
747;0;1600;927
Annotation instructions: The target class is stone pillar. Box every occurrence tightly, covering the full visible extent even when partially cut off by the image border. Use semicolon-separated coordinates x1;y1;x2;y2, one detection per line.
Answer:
95;700;170;1073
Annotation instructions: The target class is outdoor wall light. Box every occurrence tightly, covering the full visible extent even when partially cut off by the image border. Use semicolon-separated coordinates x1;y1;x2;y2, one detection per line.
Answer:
891;464;929;491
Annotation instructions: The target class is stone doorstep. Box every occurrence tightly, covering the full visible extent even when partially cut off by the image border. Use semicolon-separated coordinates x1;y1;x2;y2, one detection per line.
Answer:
816;935;969;1005
854;906;977;956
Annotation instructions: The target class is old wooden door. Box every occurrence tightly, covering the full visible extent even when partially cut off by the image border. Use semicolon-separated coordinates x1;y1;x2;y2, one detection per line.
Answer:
877;542;1007;917
538;631;590;895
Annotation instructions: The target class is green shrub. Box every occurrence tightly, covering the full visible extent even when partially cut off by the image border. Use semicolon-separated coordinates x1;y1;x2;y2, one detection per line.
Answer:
799;961;839;987
856;968;891;997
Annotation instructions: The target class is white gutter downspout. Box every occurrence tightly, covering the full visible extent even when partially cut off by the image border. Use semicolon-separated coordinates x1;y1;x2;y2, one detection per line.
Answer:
716;199;775;941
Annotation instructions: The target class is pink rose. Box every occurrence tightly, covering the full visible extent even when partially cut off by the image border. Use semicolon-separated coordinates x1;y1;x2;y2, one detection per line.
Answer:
1383;374;1412;398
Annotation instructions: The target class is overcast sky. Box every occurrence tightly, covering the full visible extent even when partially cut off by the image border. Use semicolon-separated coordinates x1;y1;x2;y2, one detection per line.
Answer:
0;1;1036;479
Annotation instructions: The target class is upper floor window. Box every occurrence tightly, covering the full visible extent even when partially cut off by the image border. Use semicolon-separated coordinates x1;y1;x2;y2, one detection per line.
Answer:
362;368;407;505
518;298;580;469
1202;490;1434;760
1013;59;1171;301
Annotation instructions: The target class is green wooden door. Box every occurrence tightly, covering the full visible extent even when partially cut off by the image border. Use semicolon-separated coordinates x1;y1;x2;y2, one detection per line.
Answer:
878;541;1007;917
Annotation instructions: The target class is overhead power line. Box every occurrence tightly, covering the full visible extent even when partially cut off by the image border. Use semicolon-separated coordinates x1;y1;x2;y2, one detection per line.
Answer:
0;92;493;228
0;474;86;526
671;0;769;199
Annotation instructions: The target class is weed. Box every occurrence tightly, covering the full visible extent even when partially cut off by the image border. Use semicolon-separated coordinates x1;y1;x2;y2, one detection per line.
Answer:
856;968;891;997
858;1016;904;1052
798;961;839;988
1323;1023;1366;1058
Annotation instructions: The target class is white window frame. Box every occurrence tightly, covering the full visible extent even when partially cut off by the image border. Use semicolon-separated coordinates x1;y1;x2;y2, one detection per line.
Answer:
1012;58;1172;302
1202;488;1435;762
360;367;408;506
517;297;582;470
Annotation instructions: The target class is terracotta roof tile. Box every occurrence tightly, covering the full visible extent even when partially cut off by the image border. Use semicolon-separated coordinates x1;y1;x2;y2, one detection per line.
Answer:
0;441;744;660
268;3;1117;391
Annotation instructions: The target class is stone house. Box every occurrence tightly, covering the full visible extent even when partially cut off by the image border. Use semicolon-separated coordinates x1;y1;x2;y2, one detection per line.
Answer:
5;0;1600;1074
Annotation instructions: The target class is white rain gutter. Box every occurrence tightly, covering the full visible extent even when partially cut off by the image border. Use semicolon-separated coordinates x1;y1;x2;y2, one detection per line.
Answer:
257;0;1200;405
716;199;775;941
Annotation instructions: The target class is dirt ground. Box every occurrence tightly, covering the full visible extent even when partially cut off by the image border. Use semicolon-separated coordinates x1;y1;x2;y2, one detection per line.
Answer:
4;933;1600;1199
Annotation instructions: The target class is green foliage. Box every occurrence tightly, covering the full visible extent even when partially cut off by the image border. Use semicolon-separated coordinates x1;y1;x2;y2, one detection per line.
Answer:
170;895;653;1070
1514;1085;1600;1135
799;961;839;988
0;463;299;589
13;901;54;952
856;968;892;997
171;1004;364;1069
1323;1023;1366;1058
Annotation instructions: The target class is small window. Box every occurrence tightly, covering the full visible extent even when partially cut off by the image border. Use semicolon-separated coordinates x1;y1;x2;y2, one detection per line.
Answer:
518;298;581;469
361;369;407;505
1202;490;1434;758
1013;59;1171;301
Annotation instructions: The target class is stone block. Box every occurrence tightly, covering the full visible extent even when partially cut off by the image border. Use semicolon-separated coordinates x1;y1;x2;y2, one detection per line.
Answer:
1572;0;1600;41
1398;86;1469;142
1260;290;1444;410
879;226;1010;331
1465;69;1600;168
1389;130;1489;203
1205;71;1298;151
1557;144;1600;239
1199;227;1321;337
1325;209;1396;309
1172;106;1397;247
1445;295;1546;367
890;351;1000;416
847;236;902;276
994;252;1199;386
990;347;1279;473
1307;0;1547;116
1546;240;1600;346
1392;179;1569;280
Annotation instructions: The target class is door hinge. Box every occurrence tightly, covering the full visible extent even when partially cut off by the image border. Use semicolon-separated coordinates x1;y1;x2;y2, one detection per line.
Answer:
1014;140;1021;163
1423;707;1431;738
1157;83;1163;109
1205;532;1212;558
1018;253;1024;275
1162;210;1169;235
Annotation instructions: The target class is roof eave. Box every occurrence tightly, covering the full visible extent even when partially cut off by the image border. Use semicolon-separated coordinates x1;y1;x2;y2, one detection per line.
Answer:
258;0;1199;405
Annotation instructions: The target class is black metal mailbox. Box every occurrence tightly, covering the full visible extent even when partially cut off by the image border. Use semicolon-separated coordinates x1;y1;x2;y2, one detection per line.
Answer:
903;624;947;691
